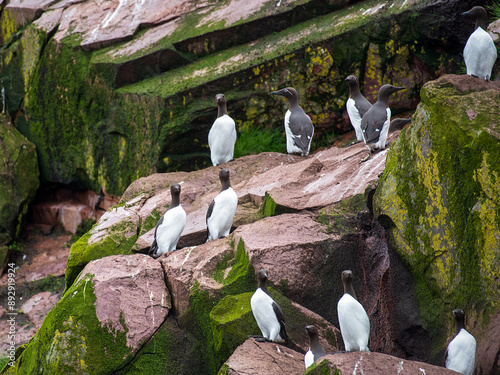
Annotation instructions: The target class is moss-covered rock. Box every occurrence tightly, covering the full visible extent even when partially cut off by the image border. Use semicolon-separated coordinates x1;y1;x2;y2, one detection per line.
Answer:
0;115;39;250
64;197;144;292
4;254;170;374
373;74;500;357
210;292;259;362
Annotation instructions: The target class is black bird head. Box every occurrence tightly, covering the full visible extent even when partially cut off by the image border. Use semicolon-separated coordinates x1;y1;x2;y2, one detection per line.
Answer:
270;87;297;100
462;6;488;29
341;270;353;283
215;93;226;104
305;325;319;336
170;183;181;196
345;75;358;84
219;168;231;190
462;6;487;19
257;268;268;282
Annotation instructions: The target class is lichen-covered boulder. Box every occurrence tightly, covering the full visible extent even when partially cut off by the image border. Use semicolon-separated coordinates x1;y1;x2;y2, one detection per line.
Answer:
304;352;459;374
6;254;171;374
373;74;500;363
0;116;39;253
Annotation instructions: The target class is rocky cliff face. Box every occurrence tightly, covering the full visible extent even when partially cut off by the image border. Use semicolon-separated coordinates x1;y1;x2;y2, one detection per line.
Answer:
0;115;39;269
1;0;495;195
374;74;500;373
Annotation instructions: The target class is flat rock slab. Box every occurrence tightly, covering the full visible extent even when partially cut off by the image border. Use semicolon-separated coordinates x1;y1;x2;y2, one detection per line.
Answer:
305;352;460;374
221;338;305;375
235;132;398;211
76;254;171;350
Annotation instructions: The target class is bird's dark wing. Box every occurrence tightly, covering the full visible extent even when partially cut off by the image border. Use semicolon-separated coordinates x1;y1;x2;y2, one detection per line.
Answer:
272;301;289;343
206;199;215;240
148;215;164;256
354;96;372;118
206;199;215;223
362;107;388;144
289;111;314;152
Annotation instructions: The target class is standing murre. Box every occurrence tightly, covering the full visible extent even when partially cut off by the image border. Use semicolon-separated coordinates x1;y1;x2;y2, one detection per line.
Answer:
208;93;237;166
337;270;370;352
250;269;288;343
270;87;314;156
445;309;476;375
361;84;405;161
462;6;497;81
206;168;238;242
149;183;186;258
345;75;372;144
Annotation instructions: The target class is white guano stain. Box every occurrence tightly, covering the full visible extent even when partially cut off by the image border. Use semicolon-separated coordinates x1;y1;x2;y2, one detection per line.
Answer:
397;360;404;374
353;353;364;375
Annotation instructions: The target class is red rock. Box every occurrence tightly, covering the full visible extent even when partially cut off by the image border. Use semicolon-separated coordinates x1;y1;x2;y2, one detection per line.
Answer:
231;213;330;303
20;291;60;328
75;254;171;350
474;313;500;375
307;352;459;374
222;339;305;375
161;241;233;316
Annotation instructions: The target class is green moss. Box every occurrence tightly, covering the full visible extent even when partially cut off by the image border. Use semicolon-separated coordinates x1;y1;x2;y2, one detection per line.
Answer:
259;192;278;218
0;116;39;246
64;212;139;292
210;292;259;360
233;126;284;158
318;194;366;234
5;274;133;374
217;364;230;375
304;359;342;374
115;317;204;375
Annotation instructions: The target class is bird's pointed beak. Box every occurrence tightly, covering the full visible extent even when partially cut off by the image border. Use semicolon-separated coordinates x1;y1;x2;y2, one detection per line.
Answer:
270;91;281;96
461;10;471;16
395;86;406;92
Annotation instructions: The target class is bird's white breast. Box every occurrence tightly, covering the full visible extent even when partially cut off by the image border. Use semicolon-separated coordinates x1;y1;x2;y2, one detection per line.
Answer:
304;349;314;369
156;205;186;254
251;288;280;340
337;293;370;351
284;110;303;154
346;98;364;141
446;328;476;375
374;108;391;149
208;114;237;166
207;187;238;240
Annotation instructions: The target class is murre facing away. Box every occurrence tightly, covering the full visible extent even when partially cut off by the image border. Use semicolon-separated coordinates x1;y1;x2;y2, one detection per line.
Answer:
271;87;314;156
462;6;497;81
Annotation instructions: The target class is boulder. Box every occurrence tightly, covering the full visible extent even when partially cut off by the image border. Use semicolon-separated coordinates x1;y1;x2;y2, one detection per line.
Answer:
304;352;460;374
0;116;39;255
218;339;305;375
5;254;171;374
374;74;500;363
